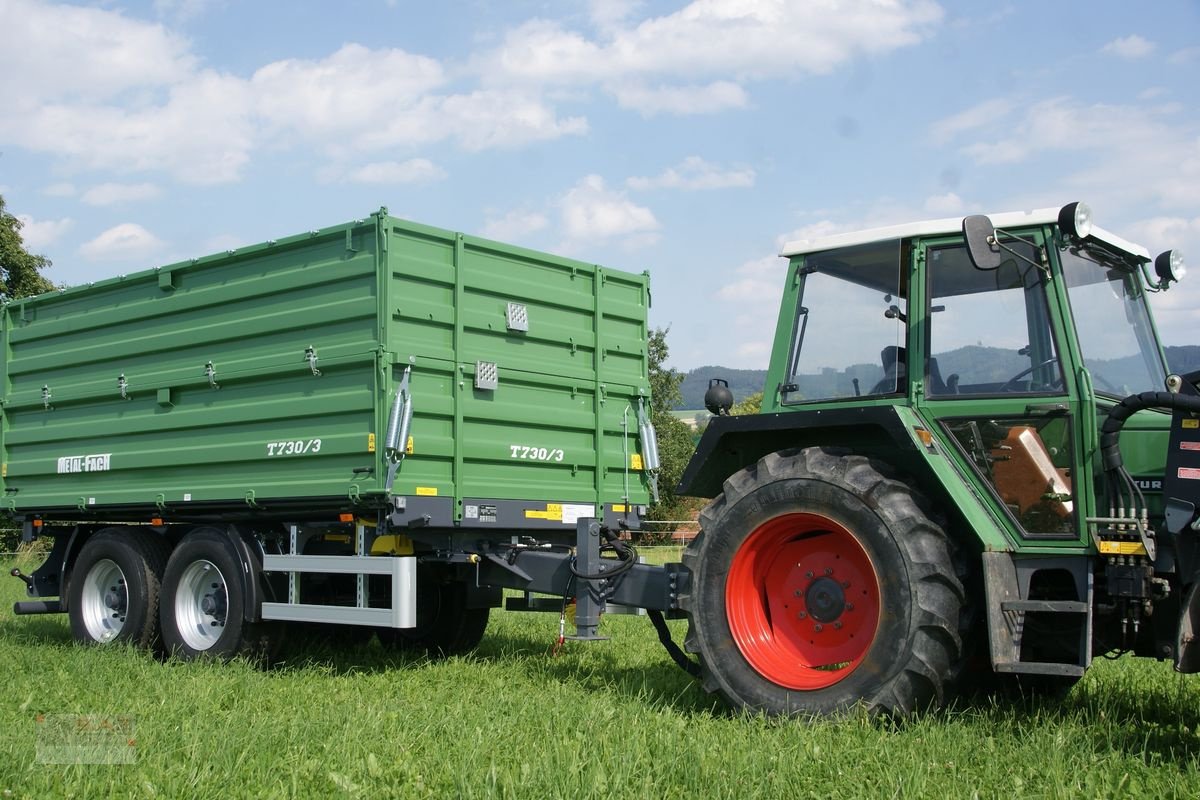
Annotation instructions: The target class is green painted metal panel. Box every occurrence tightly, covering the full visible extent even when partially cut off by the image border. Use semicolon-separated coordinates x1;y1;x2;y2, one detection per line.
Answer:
0;211;653;520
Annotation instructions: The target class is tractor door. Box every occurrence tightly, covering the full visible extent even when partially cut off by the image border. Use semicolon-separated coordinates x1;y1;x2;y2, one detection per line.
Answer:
913;235;1086;545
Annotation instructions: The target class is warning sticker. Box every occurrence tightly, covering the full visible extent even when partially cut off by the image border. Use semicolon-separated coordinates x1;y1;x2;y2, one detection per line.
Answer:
1184;419;1200;429
1179;467;1200;480
1181;441;1200;452
525;503;563;521
524;503;597;524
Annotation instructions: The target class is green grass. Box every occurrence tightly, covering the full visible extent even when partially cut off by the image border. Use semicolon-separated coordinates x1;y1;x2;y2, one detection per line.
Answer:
3;549;1200;799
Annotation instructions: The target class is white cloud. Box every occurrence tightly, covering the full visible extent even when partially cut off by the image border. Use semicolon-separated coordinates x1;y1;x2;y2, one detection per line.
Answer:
930;98;1014;143
5;69;256;184
81;182;161;206
42;182;76;197
923;192;965;216
252;44;446;142
612;81;748;116
560;175;659;242
489;1;943;84
341;159;446;185
203;233;247;253
939;98;1200;213
483;0;942;113
14;214;73;250
153;0;221;23
716;254;780;301
627;156;755;190
0;8;588;186
1102;34;1155;60
430;90;589;151
481;209;549;241
79;223;165;262
1170;46;1200;65
589;0;644;30
0;0;194;107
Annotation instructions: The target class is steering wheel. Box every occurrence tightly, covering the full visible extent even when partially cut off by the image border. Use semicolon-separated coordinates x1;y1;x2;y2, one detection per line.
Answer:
1000;358;1061;392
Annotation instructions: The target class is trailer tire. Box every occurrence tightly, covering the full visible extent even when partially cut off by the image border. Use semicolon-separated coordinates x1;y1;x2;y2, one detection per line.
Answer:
68;527;171;648
159;527;274;661
681;447;965;718
378;566;488;657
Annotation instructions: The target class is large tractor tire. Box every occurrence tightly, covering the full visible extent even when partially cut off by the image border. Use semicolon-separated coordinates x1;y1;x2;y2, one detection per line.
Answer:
378;564;489;657
682;447;965;718
159;527;276;661
68;527;172;648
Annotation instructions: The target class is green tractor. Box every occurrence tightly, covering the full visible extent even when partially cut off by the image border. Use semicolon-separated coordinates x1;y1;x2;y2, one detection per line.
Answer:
678;202;1199;716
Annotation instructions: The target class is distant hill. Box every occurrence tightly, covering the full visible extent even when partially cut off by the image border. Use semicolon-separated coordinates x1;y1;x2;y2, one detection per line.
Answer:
1167;346;1200;375
678;366;766;410
675;345;1200;410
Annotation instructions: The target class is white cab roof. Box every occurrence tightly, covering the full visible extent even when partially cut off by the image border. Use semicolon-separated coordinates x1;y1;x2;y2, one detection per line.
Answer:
779;206;1150;261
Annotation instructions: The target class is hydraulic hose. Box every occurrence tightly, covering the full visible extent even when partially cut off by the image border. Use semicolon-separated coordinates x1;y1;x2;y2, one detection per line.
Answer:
648;609;701;678
1099;390;1200;471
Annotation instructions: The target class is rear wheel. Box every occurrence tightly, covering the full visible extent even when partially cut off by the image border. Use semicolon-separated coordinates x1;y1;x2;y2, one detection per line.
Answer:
160;527;275;661
682;447;965;717
68;527;171;648
378;564;489;657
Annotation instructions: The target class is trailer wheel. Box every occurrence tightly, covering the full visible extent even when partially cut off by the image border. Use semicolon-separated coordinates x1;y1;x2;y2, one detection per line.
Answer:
378;565;488;657
160;527;274;661
682;447;965;718
68;527;171;648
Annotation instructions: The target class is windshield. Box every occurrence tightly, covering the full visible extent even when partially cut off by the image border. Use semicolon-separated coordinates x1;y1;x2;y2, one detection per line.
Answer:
782;239;905;403
1060;244;1167;398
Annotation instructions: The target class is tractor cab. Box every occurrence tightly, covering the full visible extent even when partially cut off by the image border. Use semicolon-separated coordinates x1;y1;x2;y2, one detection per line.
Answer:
764;203;1183;549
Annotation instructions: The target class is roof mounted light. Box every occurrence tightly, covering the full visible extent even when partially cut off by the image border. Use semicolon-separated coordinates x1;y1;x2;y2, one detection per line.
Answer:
1155;249;1185;287
1057;201;1093;239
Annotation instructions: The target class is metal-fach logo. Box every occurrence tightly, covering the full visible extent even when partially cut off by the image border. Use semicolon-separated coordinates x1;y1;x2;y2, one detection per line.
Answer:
56;454;112;474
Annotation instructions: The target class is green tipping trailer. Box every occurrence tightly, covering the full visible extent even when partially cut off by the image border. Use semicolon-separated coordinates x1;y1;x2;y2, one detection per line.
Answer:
5;209;664;659
1;209;653;524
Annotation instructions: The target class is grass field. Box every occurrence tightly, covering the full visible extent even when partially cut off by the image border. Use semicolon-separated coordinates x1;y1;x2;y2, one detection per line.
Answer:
2;548;1200;799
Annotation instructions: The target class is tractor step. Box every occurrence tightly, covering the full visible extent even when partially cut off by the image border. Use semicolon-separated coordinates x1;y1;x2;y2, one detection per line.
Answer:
1000;599;1088;614
993;661;1085;677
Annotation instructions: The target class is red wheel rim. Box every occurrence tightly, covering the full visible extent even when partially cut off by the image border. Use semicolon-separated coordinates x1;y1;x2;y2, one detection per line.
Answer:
726;513;881;690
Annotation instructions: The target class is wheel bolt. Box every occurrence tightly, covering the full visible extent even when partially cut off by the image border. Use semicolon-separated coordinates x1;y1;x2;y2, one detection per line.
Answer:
824;568;833;576
797;611;807;619
842;581;850;588
834;622;843;630
813;624;823;633
805;571;813;579
794;590;802;597
846;602;854;611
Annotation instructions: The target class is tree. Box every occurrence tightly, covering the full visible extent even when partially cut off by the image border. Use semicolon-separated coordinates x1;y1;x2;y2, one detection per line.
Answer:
0;194;55;552
730;391;763;416
1;195;55;301
645;328;700;528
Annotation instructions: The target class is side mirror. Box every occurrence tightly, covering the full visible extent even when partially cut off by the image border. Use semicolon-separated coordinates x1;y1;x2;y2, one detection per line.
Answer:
962;214;1003;270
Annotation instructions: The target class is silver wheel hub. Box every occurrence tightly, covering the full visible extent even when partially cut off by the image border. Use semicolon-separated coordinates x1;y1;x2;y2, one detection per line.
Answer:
80;558;128;643
174;560;229;651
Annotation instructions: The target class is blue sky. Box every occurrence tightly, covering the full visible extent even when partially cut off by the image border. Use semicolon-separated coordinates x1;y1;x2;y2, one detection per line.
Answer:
1;0;1197;370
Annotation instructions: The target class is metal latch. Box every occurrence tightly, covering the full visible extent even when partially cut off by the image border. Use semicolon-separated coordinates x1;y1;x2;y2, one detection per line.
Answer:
305;346;321;377
118;374;130;400
204;361;220;390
